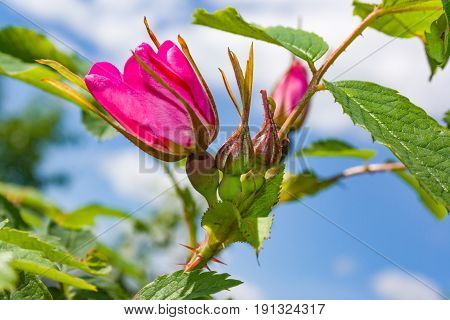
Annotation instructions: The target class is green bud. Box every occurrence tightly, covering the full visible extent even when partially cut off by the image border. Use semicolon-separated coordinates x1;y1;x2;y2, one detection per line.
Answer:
186;152;219;206
218;175;242;203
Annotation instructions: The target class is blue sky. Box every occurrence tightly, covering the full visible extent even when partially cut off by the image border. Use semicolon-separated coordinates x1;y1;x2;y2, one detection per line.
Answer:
1;0;449;299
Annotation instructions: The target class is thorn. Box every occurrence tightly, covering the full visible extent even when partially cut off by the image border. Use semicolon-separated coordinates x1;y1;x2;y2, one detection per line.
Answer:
178;243;197;252
210;256;227;265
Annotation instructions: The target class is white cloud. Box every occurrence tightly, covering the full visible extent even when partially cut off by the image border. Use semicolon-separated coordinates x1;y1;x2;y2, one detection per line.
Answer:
99;149;206;210
372;269;443;300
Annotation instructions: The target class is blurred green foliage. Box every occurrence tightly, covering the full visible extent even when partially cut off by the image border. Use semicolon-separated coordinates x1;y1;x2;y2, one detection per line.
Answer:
0;99;71;187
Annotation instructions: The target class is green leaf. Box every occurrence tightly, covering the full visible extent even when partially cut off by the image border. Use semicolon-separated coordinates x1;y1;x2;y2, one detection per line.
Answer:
0;183;130;230
280;171;338;202
0;242;96;291
0;26;85;74
0;182;64;222
96;243;146;283
0;272;52;300
134;270;242;300
201;201;240;243
0;194;28;230
0;52;68;98
49;224;145;283
192;8;328;63
0;27;116;140
19;209;44;228
244;166;285;218
81;111;118;141
70;276;129;300
425;14;449;78
444;110;450;128
298;139;376;160
443;0;450;19
47;224;97;258
382;0;441;8
0;252;17;292
353;0;443;38
1;272;52;300
325;80;450;206
0;219;8;229
0;227;108;275
239;216;273;253
11;260;95;291
61;204;130;229
395;171;447;219
0;53;114;140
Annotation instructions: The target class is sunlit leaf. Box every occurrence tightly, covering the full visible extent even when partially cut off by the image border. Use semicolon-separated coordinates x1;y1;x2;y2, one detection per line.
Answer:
135;270;242;300
0;227;108;275
193;8;328;63
70;276;129;300
61;204;130;229
395;171;447;219
0;194;28;230
444;110;450;128
298;139;376;160
96;243;146;283
0;52;67;98
280;172;337;202
0;242;96;291
325;80;450;207
239;216;273;253
0;252;17;292
0;26;85;74
0;182;64;222
425;13;449;78
353;0;443;38
0;272;52;300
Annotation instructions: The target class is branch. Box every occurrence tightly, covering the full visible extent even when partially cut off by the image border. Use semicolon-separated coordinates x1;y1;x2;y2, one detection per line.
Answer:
337;162;406;179
279;4;442;136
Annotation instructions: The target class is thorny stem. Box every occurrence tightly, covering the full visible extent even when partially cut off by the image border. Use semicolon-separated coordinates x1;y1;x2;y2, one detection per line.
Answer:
279;4;442;139
163;165;198;249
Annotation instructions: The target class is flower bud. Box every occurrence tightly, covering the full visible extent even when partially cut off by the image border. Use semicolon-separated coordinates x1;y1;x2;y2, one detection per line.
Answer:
216;45;255;175
84;23;219;162
272;59;309;130
215;124;254;175
186;151;219;206
252;90;282;170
